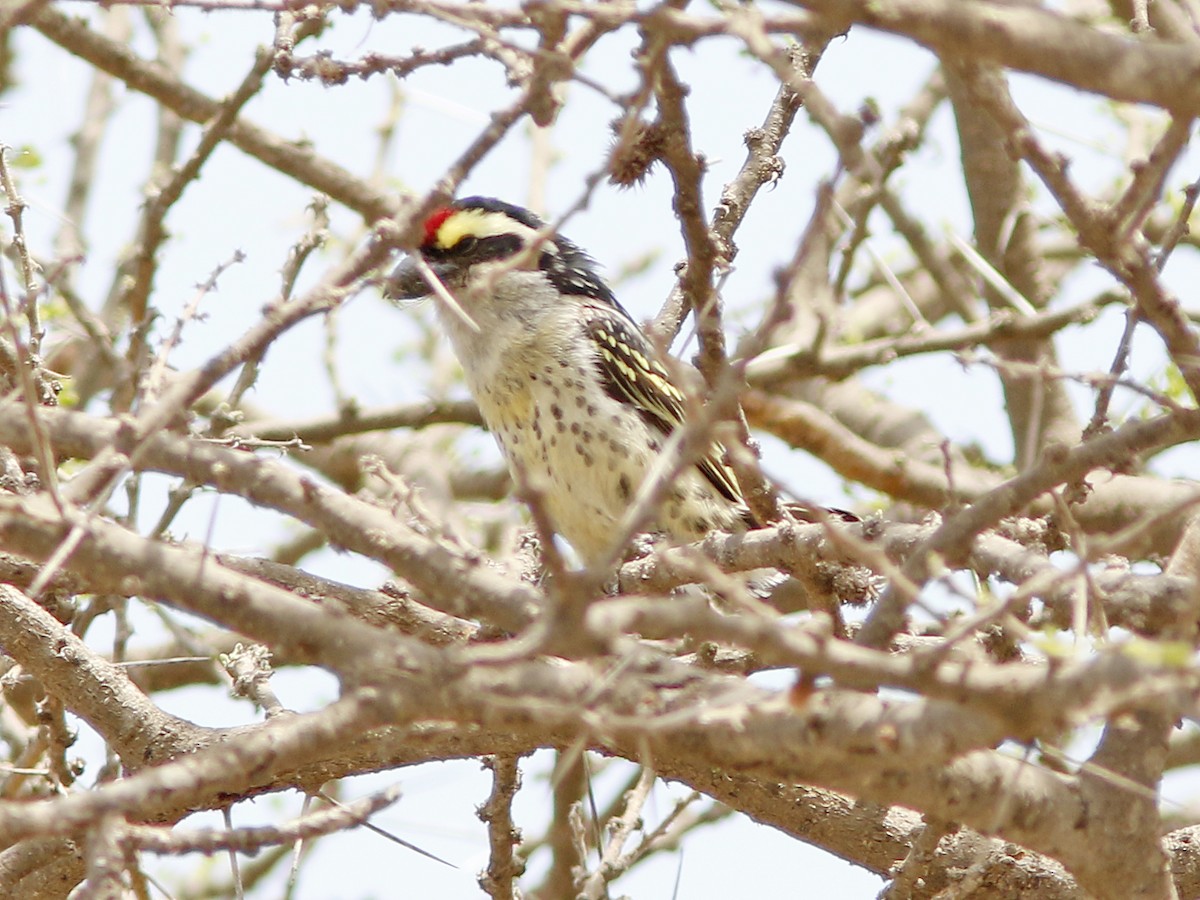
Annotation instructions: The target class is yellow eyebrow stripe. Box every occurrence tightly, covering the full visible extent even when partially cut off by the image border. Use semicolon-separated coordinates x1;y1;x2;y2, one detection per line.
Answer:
433;208;548;252
434;209;498;249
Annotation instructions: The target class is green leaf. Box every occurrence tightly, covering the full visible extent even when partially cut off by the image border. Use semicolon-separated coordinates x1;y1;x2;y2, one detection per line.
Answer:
7;144;41;169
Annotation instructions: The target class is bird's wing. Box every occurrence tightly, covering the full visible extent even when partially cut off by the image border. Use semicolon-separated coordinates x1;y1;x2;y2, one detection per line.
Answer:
584;304;742;504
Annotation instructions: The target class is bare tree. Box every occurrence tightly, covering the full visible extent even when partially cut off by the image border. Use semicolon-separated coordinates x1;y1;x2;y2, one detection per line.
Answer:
1;1;1199;897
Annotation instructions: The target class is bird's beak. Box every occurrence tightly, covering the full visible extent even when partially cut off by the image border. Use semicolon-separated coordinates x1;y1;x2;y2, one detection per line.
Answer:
384;255;481;332
384;255;455;301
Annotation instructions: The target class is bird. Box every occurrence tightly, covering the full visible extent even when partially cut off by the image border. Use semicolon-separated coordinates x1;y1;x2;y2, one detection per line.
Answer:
387;196;853;566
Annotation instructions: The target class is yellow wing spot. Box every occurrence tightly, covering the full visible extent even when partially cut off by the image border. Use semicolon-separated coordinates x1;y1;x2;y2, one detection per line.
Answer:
649;373;670;393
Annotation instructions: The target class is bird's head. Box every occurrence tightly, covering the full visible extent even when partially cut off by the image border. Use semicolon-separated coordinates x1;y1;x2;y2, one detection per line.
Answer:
386;196;617;310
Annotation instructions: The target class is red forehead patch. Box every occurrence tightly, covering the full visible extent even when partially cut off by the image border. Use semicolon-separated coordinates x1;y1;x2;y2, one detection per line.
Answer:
422;207;455;247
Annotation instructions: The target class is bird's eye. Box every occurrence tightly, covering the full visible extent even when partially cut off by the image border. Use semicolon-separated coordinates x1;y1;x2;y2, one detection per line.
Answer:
454;236;479;254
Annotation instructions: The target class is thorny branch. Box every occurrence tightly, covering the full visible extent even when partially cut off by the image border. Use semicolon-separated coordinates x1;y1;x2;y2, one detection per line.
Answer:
3;1;1200;898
